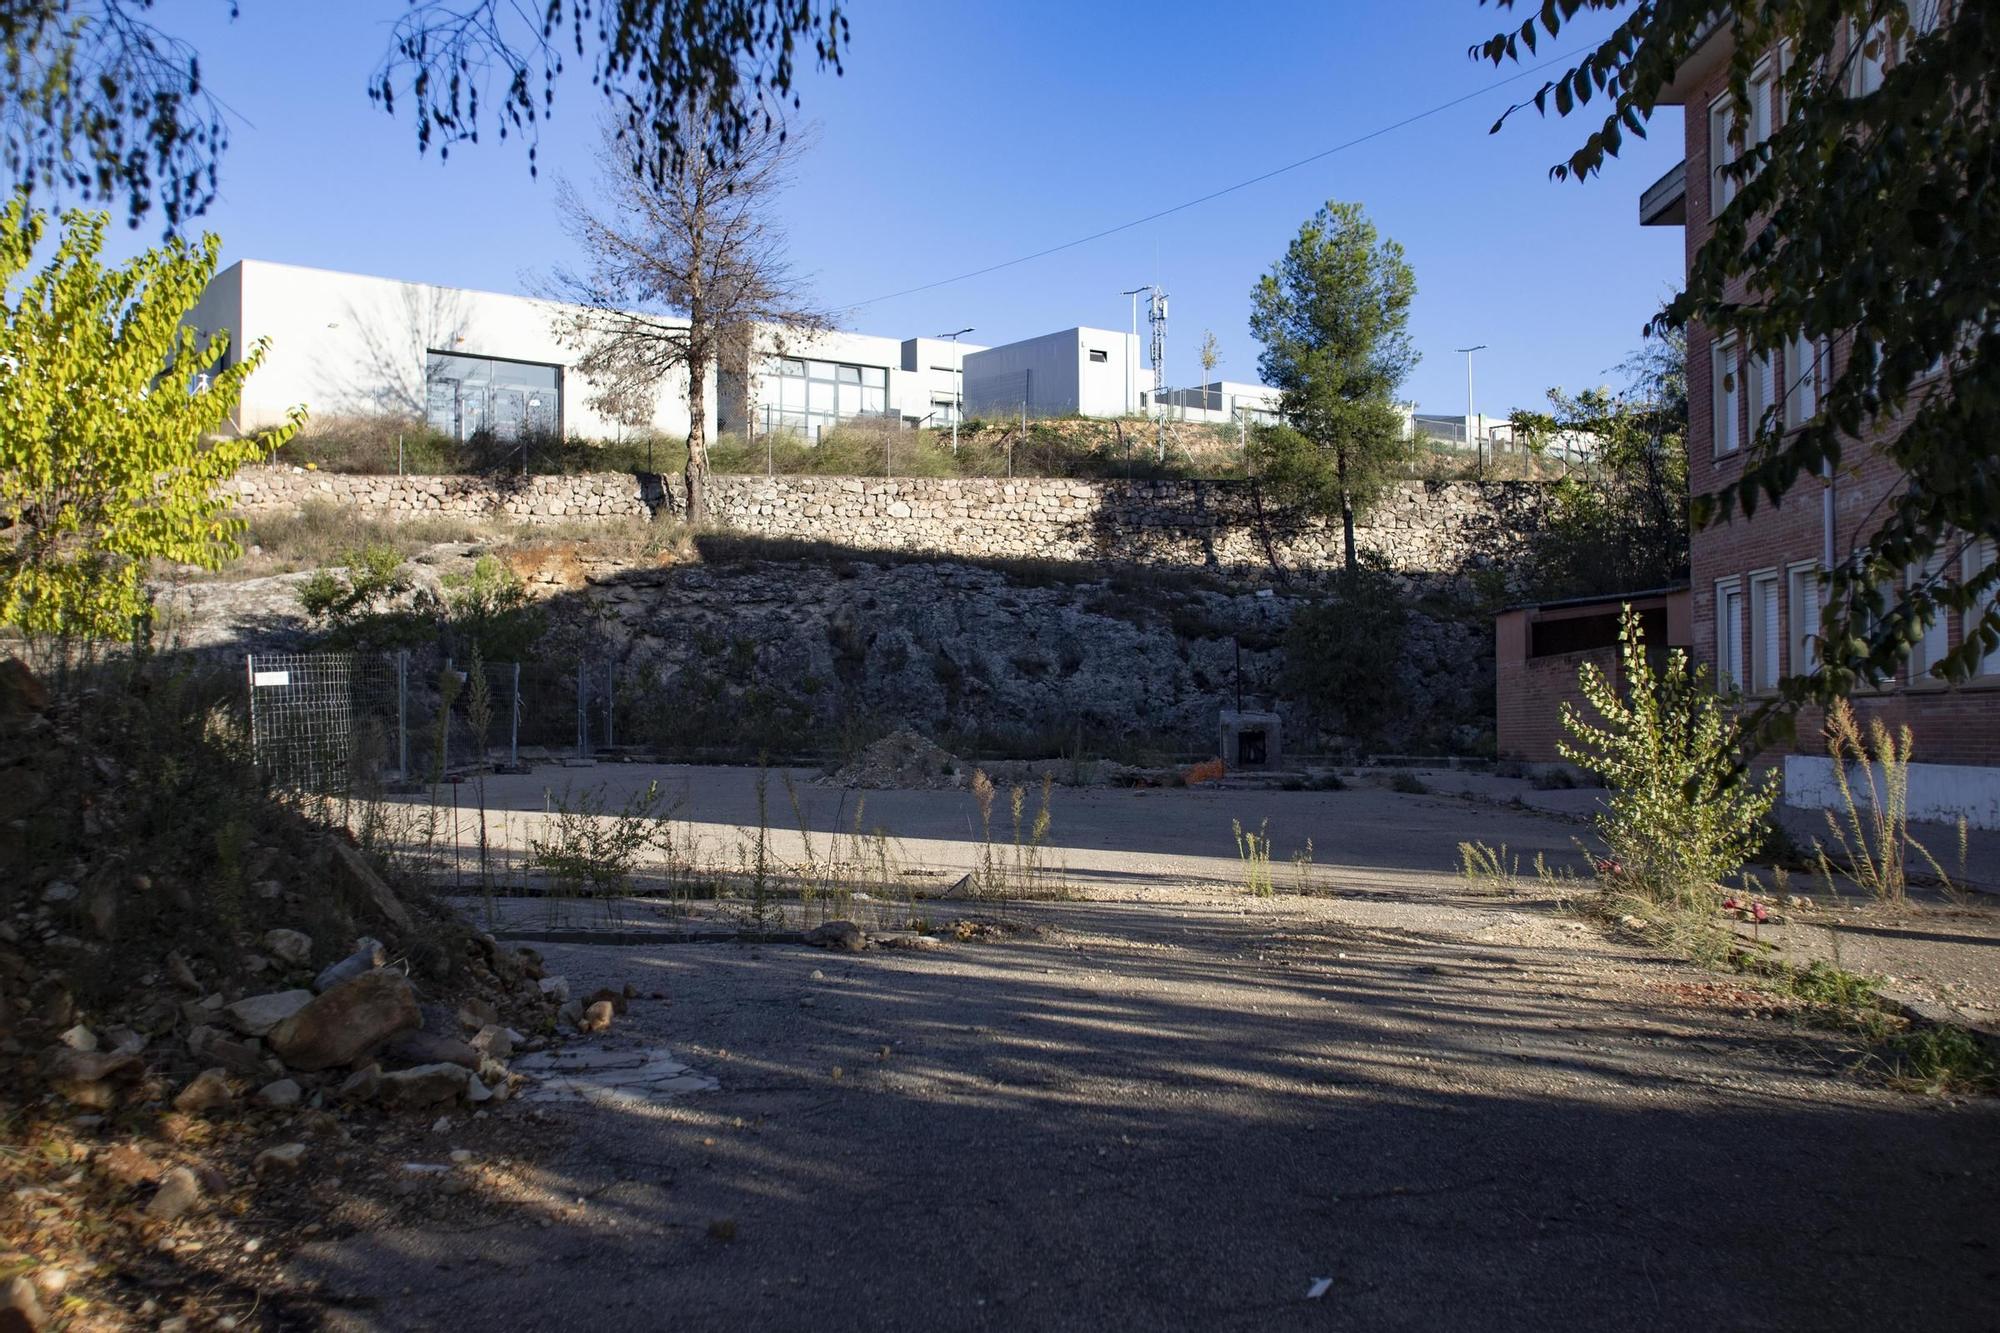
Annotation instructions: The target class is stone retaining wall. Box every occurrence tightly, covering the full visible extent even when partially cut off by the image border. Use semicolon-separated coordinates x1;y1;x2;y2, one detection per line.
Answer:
225;467;1545;579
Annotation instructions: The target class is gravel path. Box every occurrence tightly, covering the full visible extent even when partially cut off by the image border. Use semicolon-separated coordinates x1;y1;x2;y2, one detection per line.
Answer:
288;840;2000;1329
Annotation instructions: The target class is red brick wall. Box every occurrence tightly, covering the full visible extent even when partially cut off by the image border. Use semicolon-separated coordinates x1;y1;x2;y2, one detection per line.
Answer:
1678;35;2000;768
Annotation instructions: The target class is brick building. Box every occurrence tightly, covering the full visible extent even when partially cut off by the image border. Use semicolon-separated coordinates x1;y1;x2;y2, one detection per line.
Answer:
1496;588;1690;764
1640;9;2000;827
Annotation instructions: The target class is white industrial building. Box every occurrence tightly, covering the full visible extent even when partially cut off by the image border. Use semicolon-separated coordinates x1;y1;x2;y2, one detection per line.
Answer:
187;260;1248;446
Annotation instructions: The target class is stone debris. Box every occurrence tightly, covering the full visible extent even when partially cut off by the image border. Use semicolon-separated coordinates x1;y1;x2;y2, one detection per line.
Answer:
469;1025;515;1060
337;1064;383;1104
384;1030;481;1070
56;1024;96;1050
48;1048;140;1110
538;975;571;1003
515;1044;717;1109
578;1001;615;1034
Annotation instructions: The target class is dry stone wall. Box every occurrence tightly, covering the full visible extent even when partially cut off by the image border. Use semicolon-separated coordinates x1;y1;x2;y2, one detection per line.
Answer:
224;467;1545;580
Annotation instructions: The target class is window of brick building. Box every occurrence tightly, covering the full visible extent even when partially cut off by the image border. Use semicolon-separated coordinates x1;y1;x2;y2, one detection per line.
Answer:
1962;540;1998;676
1788;562;1823;677
1750;572;1782;692
1717;578;1745;691
1712;339;1741;455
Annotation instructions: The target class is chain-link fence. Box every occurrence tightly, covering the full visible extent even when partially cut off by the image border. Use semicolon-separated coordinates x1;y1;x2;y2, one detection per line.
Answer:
247;649;663;793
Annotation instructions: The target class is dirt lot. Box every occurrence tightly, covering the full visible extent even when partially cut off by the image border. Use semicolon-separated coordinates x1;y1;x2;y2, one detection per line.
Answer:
290;767;2000;1330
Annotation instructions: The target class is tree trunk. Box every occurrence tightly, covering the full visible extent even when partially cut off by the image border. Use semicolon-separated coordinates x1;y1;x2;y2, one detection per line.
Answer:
1341;499;1357;576
684;363;709;524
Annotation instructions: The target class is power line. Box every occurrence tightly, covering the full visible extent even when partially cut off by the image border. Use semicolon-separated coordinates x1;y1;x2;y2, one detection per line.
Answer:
840;46;1587;312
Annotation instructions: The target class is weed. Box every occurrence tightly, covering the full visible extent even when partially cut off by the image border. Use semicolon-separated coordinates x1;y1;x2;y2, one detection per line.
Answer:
1233;818;1274;896
1816;700;1957;904
527;780;676;926
1290;838;1315;895
1458;840;1521;894
1885;1025;1999;1095
1388;770;1428;795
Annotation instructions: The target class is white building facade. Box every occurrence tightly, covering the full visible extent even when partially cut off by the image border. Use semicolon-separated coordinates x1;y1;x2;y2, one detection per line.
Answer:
188;261;1234;447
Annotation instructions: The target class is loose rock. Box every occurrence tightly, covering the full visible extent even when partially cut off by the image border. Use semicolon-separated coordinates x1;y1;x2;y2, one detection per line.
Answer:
262;929;313;966
256;1078;303;1108
578;1001;614;1033
806;920;867;951
268;970;419;1071
538;976;571;1003
313;937;386;994
379;1062;473;1108
172;1068;234;1115
1;1275;45;1333
146;1167;203;1221
254;1143;307;1175
224;989;314;1038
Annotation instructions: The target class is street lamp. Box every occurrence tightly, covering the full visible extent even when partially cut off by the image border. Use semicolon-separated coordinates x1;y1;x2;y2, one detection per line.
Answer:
1121;287;1148;416
940;327;974;453
1455;344;1488;472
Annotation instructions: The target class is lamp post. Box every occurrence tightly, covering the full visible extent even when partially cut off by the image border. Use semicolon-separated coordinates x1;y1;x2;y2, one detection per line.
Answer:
940;327;973;453
1455;344;1488;473
1121;287;1148;416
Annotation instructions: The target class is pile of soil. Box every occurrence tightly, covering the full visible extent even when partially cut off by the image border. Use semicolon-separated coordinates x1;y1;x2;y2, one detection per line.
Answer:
0;658;632;1329
824;727;969;790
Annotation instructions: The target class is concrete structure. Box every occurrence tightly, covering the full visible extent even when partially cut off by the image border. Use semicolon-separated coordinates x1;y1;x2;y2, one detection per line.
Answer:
1157;381;1282;427
187;261;1229;448
1219;709;1282;770
960;327;1141;420
1494;588;1691;764
1644;11;2000;825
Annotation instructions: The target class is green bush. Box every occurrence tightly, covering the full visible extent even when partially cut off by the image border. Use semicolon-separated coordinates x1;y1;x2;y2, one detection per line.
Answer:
1559;605;1775;908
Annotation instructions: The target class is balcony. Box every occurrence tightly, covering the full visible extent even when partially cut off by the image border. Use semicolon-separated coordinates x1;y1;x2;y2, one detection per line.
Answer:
1640;159;1687;226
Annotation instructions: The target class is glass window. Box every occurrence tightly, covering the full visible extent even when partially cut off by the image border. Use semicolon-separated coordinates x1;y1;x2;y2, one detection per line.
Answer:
862;366;887;388
1789;563;1822;678
1710;99;1738;209
1717;579;1745;692
1908;555;1949;680
1713;339;1741;455
1750;572;1781;692
836;365;861;384
424;351;561;443
1965;540;1999;676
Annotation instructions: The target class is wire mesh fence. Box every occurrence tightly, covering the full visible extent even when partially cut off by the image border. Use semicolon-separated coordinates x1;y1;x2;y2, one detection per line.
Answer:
247;649;661;793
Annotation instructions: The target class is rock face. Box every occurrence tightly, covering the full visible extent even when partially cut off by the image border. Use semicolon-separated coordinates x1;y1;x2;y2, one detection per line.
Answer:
565;556;1493;757
267;971;420;1072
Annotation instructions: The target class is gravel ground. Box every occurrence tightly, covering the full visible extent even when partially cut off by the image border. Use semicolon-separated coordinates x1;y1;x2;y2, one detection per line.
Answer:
289;768;2000;1330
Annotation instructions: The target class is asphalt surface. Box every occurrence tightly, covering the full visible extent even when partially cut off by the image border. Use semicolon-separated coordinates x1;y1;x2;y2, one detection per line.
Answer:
288;772;2000;1330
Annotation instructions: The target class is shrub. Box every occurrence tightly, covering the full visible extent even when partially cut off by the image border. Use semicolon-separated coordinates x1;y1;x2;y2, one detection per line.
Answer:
1559;605;1775;909
1282;561;1408;745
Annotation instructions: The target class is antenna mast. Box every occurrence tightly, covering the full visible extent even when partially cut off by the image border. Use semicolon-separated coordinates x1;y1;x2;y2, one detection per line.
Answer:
1148;286;1168;462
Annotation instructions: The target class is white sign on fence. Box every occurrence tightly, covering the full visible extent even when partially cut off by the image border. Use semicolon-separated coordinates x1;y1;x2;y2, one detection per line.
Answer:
252;671;291;687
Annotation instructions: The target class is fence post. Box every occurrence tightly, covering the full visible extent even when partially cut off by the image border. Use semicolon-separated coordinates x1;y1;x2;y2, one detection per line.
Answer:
575;660;588;759
510;662;521;768
604;662;615;750
396;650;410;782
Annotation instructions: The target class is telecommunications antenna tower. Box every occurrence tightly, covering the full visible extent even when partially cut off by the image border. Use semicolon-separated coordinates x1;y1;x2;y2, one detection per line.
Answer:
1148;287;1168;461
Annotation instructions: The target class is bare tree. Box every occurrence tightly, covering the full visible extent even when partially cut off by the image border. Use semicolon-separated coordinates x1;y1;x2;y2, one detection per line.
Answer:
544;107;827;521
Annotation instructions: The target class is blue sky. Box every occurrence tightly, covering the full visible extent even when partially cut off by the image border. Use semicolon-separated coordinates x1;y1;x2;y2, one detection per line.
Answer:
102;0;1686;418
